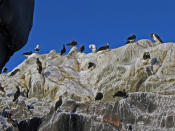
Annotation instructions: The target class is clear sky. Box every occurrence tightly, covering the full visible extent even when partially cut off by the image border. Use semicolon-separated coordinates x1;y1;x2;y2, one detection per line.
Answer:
5;0;175;71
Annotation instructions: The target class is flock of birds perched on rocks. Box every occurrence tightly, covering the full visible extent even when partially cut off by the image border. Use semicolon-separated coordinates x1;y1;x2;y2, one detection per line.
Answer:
1;33;163;74
0;33;163;129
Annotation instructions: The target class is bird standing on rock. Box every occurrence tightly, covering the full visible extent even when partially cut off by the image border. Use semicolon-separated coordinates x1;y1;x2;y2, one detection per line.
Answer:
97;43;109;52
150;33;163;43
89;44;97;53
126;34;136;44
95;92;103;101
113;89;128;98
80;44;85;53
88;62;96;70
66;40;77;47
22;51;33;56
55;96;63;111
35;44;40;53
13;86;20;102
143;52;151;60
36;58;42;74
61;44;66;55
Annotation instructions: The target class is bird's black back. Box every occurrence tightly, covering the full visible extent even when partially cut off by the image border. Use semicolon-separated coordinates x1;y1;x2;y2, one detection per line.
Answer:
95;92;103;100
13;87;20;102
97;45;109;52
36;58;42;74
143;52;151;60
127;34;136;41
155;34;163;43
22;51;33;55
55;98;62;111
88;62;96;69
61;44;66;55
113;90;127;98
9;69;20;76
80;45;85;52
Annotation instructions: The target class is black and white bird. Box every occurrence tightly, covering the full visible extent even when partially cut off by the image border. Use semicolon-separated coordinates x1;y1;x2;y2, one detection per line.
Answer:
55;96;63;111
22;51;37;58
126;34;136;44
35;44;40;53
36;58;42;74
60;44;66;55
66;40;77;47
9;69;20;76
13;86;20;102
150;33;163;43
80;44;85;53
113;89;128;98
143;52;151;60
95;92;103;101
89;44;97;53
88;62;96;69
97;43;109;52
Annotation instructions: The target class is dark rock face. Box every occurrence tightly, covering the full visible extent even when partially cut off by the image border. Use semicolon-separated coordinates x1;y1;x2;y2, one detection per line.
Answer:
0;0;35;72
18;117;42;131
39;113;119;131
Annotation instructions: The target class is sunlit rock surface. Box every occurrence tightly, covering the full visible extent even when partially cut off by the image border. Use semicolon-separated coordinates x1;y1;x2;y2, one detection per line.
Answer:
0;39;175;130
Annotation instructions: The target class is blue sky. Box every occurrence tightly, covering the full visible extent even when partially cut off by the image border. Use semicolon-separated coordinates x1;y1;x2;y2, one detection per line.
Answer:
5;0;175;71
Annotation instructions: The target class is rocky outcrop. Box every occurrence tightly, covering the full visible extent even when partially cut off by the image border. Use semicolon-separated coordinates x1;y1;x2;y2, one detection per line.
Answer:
0;0;35;72
0;40;175;130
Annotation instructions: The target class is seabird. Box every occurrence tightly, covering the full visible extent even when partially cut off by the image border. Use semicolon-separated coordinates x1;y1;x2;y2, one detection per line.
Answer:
23;51;37;58
80;44;85;53
0;83;5;93
35;44;40;52
2;67;7;73
88;62;96;69
89;44;97;53
55;96;62;111
143;52;151;60
95;92;103;101
150;33;163;43
36;58;42;74
71;104;79;114
97;43;109;52
113;89;128;98
60;44;66;55
13;86;20;102
66;40;77;47
126;34;136;44
22;51;33;56
9;69;20;76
